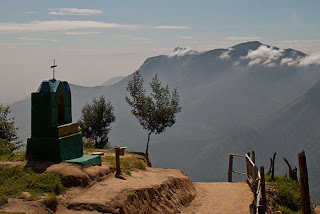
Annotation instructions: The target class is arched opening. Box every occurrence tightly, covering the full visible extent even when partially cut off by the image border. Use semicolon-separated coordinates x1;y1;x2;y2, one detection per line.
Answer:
58;95;65;125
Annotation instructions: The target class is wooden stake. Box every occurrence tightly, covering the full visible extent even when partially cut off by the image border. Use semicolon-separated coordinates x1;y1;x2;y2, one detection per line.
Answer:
267;158;272;174
272;152;276;181
260;166;266;213
298;150;311;214
252;150;255;164
115;147;121;178
228;154;233;182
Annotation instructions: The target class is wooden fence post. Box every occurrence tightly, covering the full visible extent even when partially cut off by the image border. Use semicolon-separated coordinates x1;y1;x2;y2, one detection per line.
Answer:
252;150;255;164
115;147;121;178
260;166;266;213
272;152;276;181
228;154;233;182
298;150;311;214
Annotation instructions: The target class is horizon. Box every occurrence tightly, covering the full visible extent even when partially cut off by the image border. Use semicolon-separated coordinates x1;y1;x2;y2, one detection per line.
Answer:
1;0;320;104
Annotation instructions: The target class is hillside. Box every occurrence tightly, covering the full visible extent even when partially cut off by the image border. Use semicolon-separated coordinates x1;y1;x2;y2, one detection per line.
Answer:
11;41;320;201
0;151;253;214
208;80;320;201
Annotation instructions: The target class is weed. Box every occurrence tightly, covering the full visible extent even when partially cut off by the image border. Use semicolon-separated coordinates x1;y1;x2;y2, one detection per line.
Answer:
42;195;58;212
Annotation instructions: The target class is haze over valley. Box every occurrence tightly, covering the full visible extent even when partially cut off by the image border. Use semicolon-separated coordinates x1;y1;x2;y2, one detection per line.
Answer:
10;41;320;201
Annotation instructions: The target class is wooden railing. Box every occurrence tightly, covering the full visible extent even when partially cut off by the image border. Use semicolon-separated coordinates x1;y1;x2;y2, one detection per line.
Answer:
228;150;266;214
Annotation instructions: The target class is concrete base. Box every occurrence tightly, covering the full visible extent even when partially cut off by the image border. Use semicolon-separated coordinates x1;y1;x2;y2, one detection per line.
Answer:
65;155;102;167
27;133;83;162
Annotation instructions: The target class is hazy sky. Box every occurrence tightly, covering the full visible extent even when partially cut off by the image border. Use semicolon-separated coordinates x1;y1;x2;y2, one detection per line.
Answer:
1;0;320;103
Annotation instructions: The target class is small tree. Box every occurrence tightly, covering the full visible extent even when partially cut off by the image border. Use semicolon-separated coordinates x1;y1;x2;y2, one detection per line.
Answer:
125;71;182;158
0;103;21;155
78;96;116;149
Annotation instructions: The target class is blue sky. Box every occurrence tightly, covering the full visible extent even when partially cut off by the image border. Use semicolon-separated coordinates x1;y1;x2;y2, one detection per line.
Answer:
1;0;320;103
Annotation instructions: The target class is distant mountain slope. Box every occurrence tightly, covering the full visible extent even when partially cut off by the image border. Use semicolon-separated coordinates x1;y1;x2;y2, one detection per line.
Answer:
101;76;125;87
11;41;320;201
199;80;320;201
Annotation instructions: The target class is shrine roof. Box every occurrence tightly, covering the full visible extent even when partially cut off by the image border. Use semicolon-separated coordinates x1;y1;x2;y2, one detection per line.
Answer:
37;79;70;93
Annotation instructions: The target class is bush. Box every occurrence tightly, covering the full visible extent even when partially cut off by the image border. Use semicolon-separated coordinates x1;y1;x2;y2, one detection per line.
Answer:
78;96;116;149
0;104;22;155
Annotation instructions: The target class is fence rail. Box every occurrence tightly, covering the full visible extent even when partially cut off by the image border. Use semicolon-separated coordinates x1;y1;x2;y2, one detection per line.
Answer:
228;150;266;214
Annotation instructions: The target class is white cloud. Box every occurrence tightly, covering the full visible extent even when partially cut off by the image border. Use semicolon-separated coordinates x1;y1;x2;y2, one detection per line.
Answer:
24;12;36;14
128;37;150;41
225;36;263;41
219;48;233;60
248;58;262;67
244;45;284;66
20;42;40;45
16;37;48;41
49;8;103;16
0;42;39;48
177;36;192;39
170;47;199;57
152;25;191;29
0;20;141;33
234;61;240;67
64;32;101;35
298;53;320;66
280;58;296;66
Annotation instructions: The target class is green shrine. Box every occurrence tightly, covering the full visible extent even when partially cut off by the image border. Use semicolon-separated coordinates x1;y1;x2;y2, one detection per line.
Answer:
27;60;101;166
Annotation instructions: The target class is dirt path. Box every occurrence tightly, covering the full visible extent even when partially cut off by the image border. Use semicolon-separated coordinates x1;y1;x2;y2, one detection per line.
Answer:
182;182;253;214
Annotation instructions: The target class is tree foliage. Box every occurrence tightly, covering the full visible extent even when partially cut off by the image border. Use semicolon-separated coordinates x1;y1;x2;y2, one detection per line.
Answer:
78;96;116;149
0;104;21;155
125;71;182;157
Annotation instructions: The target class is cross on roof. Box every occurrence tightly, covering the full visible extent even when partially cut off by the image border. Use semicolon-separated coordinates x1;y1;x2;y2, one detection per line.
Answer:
51;59;57;80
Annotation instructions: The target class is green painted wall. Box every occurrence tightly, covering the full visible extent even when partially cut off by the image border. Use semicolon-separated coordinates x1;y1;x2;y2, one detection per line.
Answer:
27;79;83;161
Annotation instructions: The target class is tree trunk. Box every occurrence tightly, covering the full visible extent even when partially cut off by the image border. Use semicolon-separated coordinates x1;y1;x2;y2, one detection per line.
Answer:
146;132;152;156
145;132;152;167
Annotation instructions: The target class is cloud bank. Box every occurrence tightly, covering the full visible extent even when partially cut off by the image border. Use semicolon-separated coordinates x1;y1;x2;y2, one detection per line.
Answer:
49;8;103;16
0;20;141;33
219;48;233;60
244;45;283;67
225;36;263;41
64;32;101;35
170;47;199;57
242;44;320;67
153;26;191;29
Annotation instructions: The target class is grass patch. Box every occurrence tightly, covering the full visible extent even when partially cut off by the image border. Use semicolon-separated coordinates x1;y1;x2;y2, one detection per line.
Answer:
101;157;146;175
84;148;147;175
0;152;26;162
101;156;146;175
265;174;316;213
0;165;65;201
